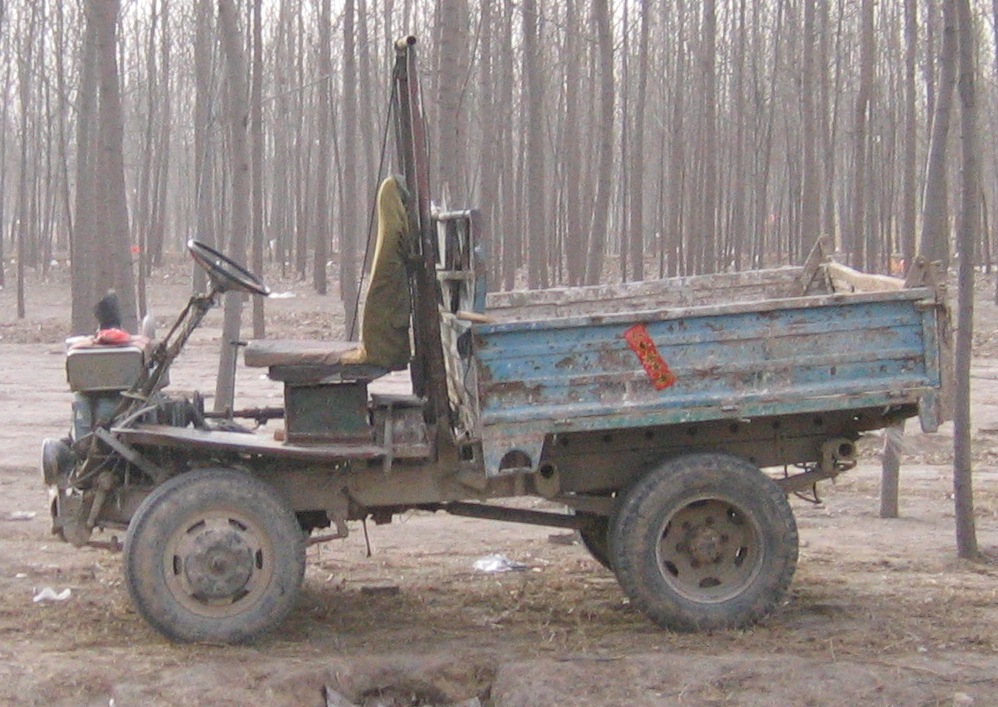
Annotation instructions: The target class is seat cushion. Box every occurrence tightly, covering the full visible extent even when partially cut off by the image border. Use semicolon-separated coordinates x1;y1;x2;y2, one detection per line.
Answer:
244;340;357;368
244;340;389;383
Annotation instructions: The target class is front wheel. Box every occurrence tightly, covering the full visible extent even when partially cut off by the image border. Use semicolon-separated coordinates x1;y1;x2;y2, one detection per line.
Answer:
123;468;306;643
609;453;798;632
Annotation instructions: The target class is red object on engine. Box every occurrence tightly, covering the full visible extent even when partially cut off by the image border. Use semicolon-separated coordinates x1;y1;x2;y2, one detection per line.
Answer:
95;328;132;346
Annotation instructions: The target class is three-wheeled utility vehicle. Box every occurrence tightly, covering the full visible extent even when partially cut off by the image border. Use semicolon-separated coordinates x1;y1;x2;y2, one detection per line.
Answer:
41;37;952;642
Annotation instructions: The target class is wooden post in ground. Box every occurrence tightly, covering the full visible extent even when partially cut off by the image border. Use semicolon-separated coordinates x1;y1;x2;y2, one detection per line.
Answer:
880;420;905;518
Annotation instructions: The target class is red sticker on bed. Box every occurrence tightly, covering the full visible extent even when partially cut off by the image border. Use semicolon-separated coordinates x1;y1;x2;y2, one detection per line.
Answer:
623;323;677;390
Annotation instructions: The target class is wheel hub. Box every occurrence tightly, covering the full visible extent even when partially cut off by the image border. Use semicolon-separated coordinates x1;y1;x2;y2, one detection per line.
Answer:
183;527;254;600
687;526;725;565
658;499;762;601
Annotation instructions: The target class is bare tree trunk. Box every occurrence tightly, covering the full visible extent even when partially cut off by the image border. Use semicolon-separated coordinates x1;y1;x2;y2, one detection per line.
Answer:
751;0;783;269
818;0;842;251
800;0;820;250
562;0;584;286
71;3;100;334
666;0;688;277
729;0;749;271
619;0;630;281
215;0;251;414
476;1;499;287
498;0;517;291
341;0;360;336
15;5;34;320
312;0;330;297
270;0;292;276
992;0;998;299
148;0;171;274
436;0;468;205
147;0;171;272
851;0;874;268
251;0;265;337
585;0;614;285
293;5;309;281
522;0;546;288
953;0;979;559
192;0;215;295
901;0;918;266
0;4;8;291
920;0;957;268
700;0;718;273
925;0;937;121
92;0;137;332
880;420;905;518
135;0;160;317
355;0;378;206
628;1;651;282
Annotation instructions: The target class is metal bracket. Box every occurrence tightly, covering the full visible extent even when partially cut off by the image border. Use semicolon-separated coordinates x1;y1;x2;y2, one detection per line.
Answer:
308;493;351;546
775;437;856;495
554;494;616;517
93;427;169;484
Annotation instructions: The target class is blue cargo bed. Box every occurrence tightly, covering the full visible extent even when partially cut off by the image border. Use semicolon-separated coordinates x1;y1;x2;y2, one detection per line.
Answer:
455;262;949;476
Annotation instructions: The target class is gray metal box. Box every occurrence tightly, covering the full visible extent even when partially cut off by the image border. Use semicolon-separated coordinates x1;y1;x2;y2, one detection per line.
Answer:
66;345;145;392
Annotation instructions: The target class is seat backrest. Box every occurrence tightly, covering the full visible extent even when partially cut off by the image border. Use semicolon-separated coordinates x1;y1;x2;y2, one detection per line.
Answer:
357;176;413;371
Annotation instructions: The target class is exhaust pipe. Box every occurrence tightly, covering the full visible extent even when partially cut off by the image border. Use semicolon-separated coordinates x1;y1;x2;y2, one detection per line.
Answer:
820;437;857;473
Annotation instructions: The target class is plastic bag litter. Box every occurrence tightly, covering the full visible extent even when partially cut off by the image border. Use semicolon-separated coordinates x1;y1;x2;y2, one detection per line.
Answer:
33;587;71;603
6;511;36;521
473;554;527;573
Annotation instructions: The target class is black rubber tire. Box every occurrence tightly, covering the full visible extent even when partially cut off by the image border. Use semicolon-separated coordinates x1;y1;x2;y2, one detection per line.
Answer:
609;453;798;632
123;468;306;643
577;513;613;571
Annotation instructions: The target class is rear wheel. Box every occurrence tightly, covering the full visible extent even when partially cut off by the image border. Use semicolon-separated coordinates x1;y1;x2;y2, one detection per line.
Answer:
123;468;306;643
609;453;798;631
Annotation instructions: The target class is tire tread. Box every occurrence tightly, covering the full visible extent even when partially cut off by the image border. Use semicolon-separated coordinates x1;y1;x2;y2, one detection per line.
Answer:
609;453;798;631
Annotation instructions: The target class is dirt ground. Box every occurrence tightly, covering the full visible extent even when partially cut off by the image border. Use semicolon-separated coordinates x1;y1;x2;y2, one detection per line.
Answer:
1;260;998;707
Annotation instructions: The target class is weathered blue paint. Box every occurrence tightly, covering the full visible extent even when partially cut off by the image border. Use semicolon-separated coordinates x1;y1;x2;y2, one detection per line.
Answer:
918;303;946;431
471;288;946;476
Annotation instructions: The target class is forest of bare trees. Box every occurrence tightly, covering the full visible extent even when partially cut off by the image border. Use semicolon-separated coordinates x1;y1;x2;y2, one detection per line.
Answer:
0;0;994;329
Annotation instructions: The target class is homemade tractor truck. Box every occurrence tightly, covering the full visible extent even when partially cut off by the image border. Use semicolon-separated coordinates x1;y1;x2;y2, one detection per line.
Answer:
41;38;951;643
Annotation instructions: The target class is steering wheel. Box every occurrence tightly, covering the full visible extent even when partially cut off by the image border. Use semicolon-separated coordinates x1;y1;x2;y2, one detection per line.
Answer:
188;240;270;297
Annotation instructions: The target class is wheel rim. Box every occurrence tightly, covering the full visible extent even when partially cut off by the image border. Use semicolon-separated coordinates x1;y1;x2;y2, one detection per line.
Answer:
654;497;763;603
163;509;276;618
